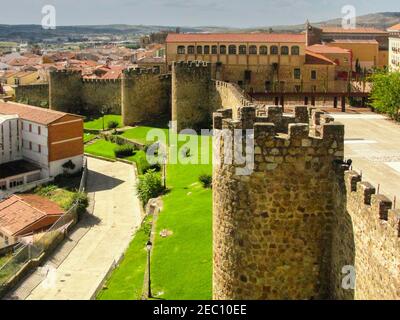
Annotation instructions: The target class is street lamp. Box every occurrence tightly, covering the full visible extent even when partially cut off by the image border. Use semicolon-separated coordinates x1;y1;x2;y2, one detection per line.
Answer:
146;240;153;299
101;109;105;132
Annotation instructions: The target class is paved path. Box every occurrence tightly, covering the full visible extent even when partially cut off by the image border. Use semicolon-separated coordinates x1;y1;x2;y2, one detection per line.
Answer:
331;113;400;202
7;158;142;300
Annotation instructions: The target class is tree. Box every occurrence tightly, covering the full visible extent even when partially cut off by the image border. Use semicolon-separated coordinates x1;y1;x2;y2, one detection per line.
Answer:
369;71;400;120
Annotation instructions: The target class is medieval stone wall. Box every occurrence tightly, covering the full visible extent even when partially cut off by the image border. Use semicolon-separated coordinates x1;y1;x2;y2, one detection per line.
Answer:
212;105;344;300
122;68;171;126
172;61;216;132
330;171;400;300
15;83;49;108
81;79;121;114
49;70;83;113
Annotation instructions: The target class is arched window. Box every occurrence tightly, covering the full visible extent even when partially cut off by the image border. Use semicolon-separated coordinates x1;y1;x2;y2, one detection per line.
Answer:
249;45;257;54
239;45;247;55
291;46;300;55
270;46;278;55
188;46;195;54
220;45;227;54
229;45;237;55
197;46;203;54
204;45;210;54
281;46;289;55
211;45;218;54
177;46;185;54
259;46;268;55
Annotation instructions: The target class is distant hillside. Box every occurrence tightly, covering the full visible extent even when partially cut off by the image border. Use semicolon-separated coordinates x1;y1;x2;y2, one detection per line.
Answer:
251;12;400;33
0;12;399;42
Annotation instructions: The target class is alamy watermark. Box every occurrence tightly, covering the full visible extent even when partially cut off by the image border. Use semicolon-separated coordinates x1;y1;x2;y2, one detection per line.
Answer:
342;5;356;30
41;5;56;30
144;122;255;176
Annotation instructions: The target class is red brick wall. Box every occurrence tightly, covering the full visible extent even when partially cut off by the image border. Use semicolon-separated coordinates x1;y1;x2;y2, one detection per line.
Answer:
48;115;84;162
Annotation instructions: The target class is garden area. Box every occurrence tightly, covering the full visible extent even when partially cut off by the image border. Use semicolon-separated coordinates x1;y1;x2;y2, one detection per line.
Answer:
84;114;122;131
97;127;213;300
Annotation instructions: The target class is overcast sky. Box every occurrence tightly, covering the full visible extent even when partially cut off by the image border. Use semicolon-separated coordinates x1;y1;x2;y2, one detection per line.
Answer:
0;0;398;27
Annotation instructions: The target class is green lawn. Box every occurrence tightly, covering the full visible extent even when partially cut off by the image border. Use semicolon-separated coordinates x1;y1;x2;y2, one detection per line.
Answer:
96;128;213;300
84;139;151;174
121;126;168;145
97;216;153;300
83;133;97;144
84;115;122;131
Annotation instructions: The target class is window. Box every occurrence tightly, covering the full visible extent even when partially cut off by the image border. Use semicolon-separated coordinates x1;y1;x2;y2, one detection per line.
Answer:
211;45;218;54
188;46;195;54
38;144;41;153
197;46;203;54
249;45;257;55
204;45;210;54
270;46;278;55
239;45;247;55
177;46;185;54
220;45;227;54
38;126;41;135
311;70;317;80
244;70;252;81
29;141;32;150
291;46;300;55
259;46;268;55
294;68;301;80
29;124;32;132
281;46;289;55
229;45;237;55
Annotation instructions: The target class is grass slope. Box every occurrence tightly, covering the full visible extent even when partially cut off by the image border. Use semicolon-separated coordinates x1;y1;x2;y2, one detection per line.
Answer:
97;216;152;300
97;129;213;300
84;115;122;131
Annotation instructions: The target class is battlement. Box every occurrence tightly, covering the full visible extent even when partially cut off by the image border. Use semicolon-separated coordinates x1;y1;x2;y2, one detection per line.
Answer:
214;105;344;143
123;67;163;76
82;78;121;83
173;60;210;69
345;171;400;238
51;69;82;75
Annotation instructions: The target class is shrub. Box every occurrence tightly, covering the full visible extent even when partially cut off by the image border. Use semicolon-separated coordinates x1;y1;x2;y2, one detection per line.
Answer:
137;170;164;205
199;174;212;189
107;120;119;130
72;192;89;215
114;144;135;158
35;185;58;197
62;160;76;172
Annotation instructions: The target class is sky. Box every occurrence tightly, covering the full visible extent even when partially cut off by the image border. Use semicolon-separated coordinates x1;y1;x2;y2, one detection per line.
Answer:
0;0;398;28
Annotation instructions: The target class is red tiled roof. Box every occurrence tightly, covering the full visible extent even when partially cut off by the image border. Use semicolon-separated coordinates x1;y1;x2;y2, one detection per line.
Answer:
0;102;80;125
321;27;387;34
388;24;400;32
307;44;350;54
305;51;336;65
0;195;64;236
166;33;306;43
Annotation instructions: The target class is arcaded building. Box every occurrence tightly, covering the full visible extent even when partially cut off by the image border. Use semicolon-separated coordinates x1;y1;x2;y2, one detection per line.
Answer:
388;24;400;72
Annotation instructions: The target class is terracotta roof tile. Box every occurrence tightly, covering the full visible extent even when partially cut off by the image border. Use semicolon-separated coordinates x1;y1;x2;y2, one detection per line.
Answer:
166;33;306;43
305;51;336;65
388;24;400;32
0;102;81;125
0;195;64;236
307;44;350;54
322;27;388;34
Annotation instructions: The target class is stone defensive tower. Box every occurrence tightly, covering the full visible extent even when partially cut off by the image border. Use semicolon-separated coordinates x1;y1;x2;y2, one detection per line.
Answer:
172;61;215;132
212;105;344;300
122;68;171;126
49;70;83;113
